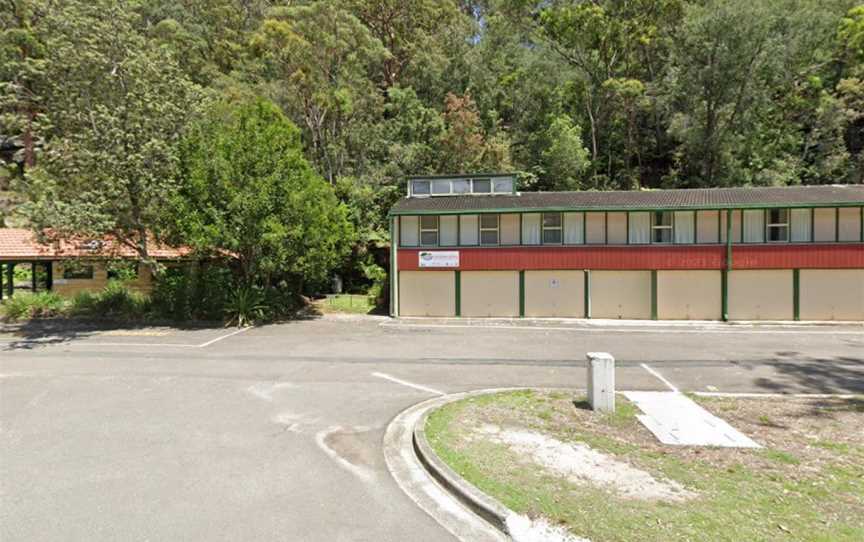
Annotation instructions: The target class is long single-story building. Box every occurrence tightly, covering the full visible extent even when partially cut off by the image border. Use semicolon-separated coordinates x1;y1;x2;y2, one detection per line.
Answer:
0;228;190;299
388;175;864;321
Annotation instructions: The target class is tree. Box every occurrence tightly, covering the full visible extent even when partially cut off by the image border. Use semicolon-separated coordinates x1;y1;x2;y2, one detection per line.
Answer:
174;99;354;290
439;92;512;172
18;0;203;265
249;1;387;183
540;115;591;191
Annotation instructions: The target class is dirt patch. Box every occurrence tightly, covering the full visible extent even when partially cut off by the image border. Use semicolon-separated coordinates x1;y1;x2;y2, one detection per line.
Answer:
476;423;694;501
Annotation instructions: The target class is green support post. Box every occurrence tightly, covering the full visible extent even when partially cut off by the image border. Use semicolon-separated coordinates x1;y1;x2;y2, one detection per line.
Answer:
723;208;733;322
455;270;461;317
793;269;800;321
721;269;729;322
6;262;13;298
518;270;525;317
584;270;591;319
389;217;396;317
650;270;658;320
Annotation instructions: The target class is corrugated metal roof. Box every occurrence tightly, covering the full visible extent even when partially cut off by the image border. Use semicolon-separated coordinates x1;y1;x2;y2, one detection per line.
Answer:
390;185;864;214
0;229;191;260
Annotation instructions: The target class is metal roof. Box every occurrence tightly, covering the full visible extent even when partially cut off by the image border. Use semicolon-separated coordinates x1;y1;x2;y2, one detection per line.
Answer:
390;185;864;215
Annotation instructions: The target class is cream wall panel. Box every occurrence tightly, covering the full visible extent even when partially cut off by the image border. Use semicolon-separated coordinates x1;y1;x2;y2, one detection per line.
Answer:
696;210;720;244
400;216;418;246
439;215;458;246
838;207;862;242
591;271;651;319
585;213;606;244
800;270;864;321
53;262;155;296
525;271;584;317
500;214;520;245
720;210;742;243
461;271;519;317
728;270;793;320
657;271;722;320
607;212;627;244
813;208;836;242
399;271;455;317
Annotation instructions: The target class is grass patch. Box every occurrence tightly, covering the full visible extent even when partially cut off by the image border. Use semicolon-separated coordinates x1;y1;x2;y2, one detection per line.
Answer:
314;294;375;314
426;390;864;542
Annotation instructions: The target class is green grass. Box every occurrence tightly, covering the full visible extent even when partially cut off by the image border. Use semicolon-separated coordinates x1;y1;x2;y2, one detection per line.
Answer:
318;294;375;314
426;390;864;542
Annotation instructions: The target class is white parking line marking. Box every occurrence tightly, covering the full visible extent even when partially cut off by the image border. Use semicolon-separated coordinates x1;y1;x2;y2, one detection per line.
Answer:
380;322;863;335
372;372;445;396
197;326;252;348
640;363;679;393
0;340;198;348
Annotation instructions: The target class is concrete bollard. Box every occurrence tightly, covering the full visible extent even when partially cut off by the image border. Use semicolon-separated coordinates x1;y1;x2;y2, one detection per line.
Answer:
586;352;615;413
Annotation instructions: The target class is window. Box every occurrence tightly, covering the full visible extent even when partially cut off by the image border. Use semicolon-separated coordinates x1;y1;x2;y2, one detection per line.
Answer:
628;212;650;244
459;215;479;245
439;215;458;246
766;209;789;242
63;263;94;280
563;213;584;244
472;178;492;193
431;180;451;195
480;214;499;245
790;208;811;242
542;213;563;244
521;214;541;245
743;209;765;242
420;215;438;246
107;261;139;281
399;216;419;246
453;179;471;194
652;212;673;243
411;180;430;196
674;211;695;244
492;177;514;193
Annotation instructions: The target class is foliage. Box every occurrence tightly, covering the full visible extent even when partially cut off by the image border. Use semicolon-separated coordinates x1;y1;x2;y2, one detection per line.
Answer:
0;290;65;321
67;282;149;320
224;286;266;327
174;98;354;290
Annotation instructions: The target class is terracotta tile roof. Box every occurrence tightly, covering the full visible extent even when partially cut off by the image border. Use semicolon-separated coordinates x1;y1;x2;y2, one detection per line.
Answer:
391;184;864;214
0;229;191;260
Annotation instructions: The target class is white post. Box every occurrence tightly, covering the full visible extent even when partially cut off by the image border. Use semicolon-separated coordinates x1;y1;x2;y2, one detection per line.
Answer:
586;352;615;412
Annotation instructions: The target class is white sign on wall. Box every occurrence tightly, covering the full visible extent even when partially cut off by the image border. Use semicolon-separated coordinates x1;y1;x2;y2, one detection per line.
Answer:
418;251;460;268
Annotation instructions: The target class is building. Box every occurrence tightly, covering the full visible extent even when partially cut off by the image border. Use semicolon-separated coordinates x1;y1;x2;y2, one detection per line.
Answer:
0;228;190;299
388;175;864;321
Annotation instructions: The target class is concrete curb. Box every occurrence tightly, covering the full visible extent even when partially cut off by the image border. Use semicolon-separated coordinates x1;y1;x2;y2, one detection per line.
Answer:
414;407;513;535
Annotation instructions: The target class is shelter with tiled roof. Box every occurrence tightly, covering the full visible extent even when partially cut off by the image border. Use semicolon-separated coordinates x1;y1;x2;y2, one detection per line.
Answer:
388;174;864;321
0;229;191;299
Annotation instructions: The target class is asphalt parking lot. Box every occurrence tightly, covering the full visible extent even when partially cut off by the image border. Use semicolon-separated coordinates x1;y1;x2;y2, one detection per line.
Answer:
1;316;862;541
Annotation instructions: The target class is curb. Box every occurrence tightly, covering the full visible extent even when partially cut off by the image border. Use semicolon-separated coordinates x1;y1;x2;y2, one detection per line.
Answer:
414;407;513;535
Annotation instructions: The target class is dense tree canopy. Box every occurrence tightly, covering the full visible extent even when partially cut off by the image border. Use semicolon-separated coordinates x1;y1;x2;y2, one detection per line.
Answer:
2;0;863;282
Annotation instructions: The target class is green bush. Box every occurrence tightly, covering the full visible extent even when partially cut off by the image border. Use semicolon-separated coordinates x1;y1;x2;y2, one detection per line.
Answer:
225;286;267;327
0;291;67;321
67;282;149;320
150;264;233;322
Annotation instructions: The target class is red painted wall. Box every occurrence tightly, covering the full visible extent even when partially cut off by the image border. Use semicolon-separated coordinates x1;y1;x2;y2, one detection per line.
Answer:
398;244;864;271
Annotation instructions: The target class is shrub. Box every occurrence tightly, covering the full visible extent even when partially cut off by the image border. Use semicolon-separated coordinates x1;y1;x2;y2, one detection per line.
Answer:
0;291;67;321
67;283;149;320
224;286;266;327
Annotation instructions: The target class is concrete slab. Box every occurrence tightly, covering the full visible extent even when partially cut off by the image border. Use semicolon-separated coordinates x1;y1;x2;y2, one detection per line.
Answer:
623;391;761;448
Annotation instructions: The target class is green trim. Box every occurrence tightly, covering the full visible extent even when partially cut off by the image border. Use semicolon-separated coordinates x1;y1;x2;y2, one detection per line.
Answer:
603;211;608;243
389;201;864;217
584;270;591;319
455;270;461;317
650;270;658;320
390;217;397;316
793;269;800;322
581;212;587;244
518;270;525;318
717;210;722;244
693;210;699;243
721;269;729;322
835;207;840;242
725;209;733;270
810;208;815;242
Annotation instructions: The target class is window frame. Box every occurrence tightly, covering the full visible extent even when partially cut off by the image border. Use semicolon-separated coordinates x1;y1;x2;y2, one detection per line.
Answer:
479;214;500;246
651;211;673;244
541;212;563;245
765;208;790;243
419;215;439;247
62;262;95;280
